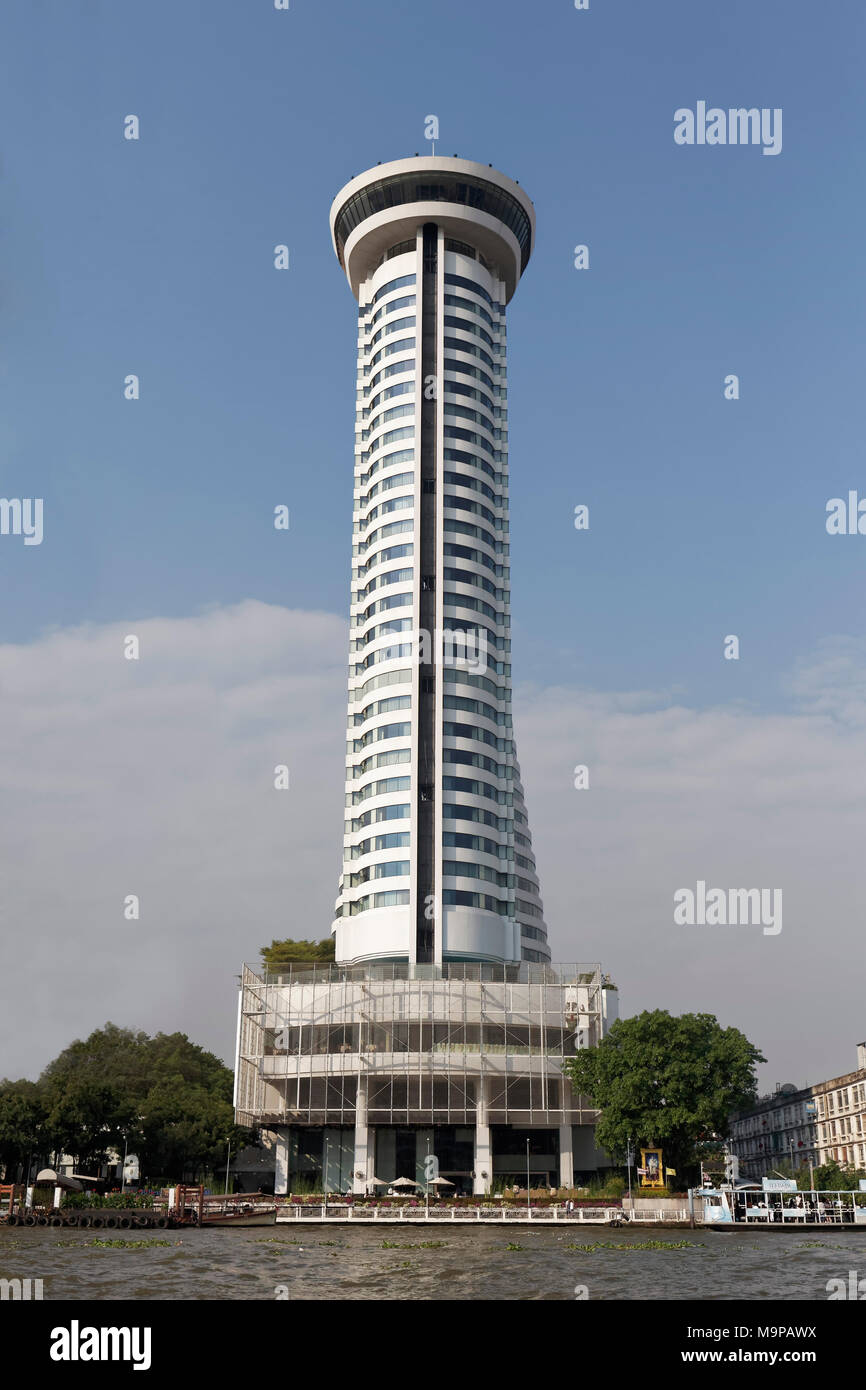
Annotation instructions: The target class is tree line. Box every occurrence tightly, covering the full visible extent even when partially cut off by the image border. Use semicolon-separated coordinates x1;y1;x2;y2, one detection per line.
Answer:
0;1024;252;1185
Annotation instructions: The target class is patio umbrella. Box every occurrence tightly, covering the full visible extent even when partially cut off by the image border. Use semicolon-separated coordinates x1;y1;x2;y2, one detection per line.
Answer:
426;1176;454;1188
389;1176;419;1188
367;1177;389;1187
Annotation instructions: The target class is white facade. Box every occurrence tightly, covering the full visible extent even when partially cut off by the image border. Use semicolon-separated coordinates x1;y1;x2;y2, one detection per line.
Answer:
329;157;549;968
235;961;614;1195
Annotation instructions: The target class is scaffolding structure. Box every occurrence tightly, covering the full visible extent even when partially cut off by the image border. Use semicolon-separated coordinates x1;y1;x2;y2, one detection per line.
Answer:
235;961;605;1131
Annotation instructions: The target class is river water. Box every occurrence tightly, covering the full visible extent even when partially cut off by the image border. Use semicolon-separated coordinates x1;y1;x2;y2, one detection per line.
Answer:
2;1225;863;1300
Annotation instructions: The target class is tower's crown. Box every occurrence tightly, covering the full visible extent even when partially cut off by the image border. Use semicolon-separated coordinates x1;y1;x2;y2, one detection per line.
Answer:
329;155;535;302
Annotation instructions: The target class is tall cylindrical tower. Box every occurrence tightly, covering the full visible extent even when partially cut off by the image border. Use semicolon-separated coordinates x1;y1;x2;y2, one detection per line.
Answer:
329;156;550;968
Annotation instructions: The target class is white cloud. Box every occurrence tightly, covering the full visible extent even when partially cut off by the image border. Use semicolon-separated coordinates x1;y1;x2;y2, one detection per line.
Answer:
1;603;862;1090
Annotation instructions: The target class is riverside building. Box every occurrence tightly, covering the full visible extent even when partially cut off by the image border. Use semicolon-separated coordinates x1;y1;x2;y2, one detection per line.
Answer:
729;1042;866;1178
234;157;617;1194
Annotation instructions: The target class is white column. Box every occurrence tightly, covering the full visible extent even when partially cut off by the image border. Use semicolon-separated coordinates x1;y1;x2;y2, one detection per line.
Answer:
274;1128;290;1196
558;1123;574;1190
474;1077;491;1196
353;1077;369;1195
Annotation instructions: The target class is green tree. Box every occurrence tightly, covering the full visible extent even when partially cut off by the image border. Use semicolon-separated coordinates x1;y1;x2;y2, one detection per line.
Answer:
43;1077;137;1170
137;1076;247;1182
799;1159;866;1191
0;1079;48;1180
37;1024;251;1181
563;1010;766;1185
260;937;335;970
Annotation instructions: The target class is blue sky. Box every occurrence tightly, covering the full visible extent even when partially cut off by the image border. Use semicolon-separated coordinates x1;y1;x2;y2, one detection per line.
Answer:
2;1;865;1084
4;0;864;699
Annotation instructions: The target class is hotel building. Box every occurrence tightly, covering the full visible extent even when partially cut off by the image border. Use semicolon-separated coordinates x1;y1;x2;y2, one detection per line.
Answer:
234;157;617;1194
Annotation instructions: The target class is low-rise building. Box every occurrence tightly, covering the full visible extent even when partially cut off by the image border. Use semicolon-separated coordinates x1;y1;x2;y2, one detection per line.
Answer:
729;1043;866;1177
234;961;618;1194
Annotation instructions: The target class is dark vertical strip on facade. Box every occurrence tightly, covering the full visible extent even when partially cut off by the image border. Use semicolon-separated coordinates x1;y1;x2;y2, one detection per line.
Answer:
415;223;438;963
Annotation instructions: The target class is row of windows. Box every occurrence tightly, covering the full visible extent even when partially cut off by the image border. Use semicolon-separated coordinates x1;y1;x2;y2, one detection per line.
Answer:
444;493;499;527
370;272;415;306
444;802;509;833
444;238;495;271
443;541;496;575
347;859;410;887
359;517;414;552
444;591;501;623
443;692;504;725
368;293;415;328
350;747;411;778
357;542;413;577
364;403;414;440
444;272;498;309
369;338;415;370
442;830;503;858
516;899;543;918
443;889;510;914
363;425;415;461
344;889;410;915
369;315;415;348
442;775;506;805
445;424;495;459
443;720;509;753
444;860;512;889
367;359;415;393
445;518;501;552
367;379;414;414
445;381;494;413
360;448;414;486
444;313;495;350
443;293;498;329
361;470;414;506
333;174;531;269
350;667;414;706
352;693;411;728
352;719;411;751
349;775;411;805
444;336;494;370
443;566;500;600
442;665;509;702
347;801;411;833
359;591;413;622
445;748;506;778
357;566;414;600
352;641;412;673
359;616;413;646
443;479;503;518
443;447;498;482
446;401;495;433
347;831;411;859
359;496;413;533
443;357;494;393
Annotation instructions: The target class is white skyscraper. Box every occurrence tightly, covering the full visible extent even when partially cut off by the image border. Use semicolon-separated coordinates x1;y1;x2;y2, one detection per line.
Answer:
329;156;550;968
235;158;617;1196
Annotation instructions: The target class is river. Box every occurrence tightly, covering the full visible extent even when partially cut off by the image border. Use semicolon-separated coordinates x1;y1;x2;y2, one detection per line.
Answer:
2;1225;862;1300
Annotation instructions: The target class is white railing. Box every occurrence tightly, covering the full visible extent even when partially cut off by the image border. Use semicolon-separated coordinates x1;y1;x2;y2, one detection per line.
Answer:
624;1208;689;1223
277;1203;624;1224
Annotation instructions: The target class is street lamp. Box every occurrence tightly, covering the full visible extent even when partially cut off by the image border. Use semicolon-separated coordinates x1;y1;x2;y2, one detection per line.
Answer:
526;1138;531;1212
